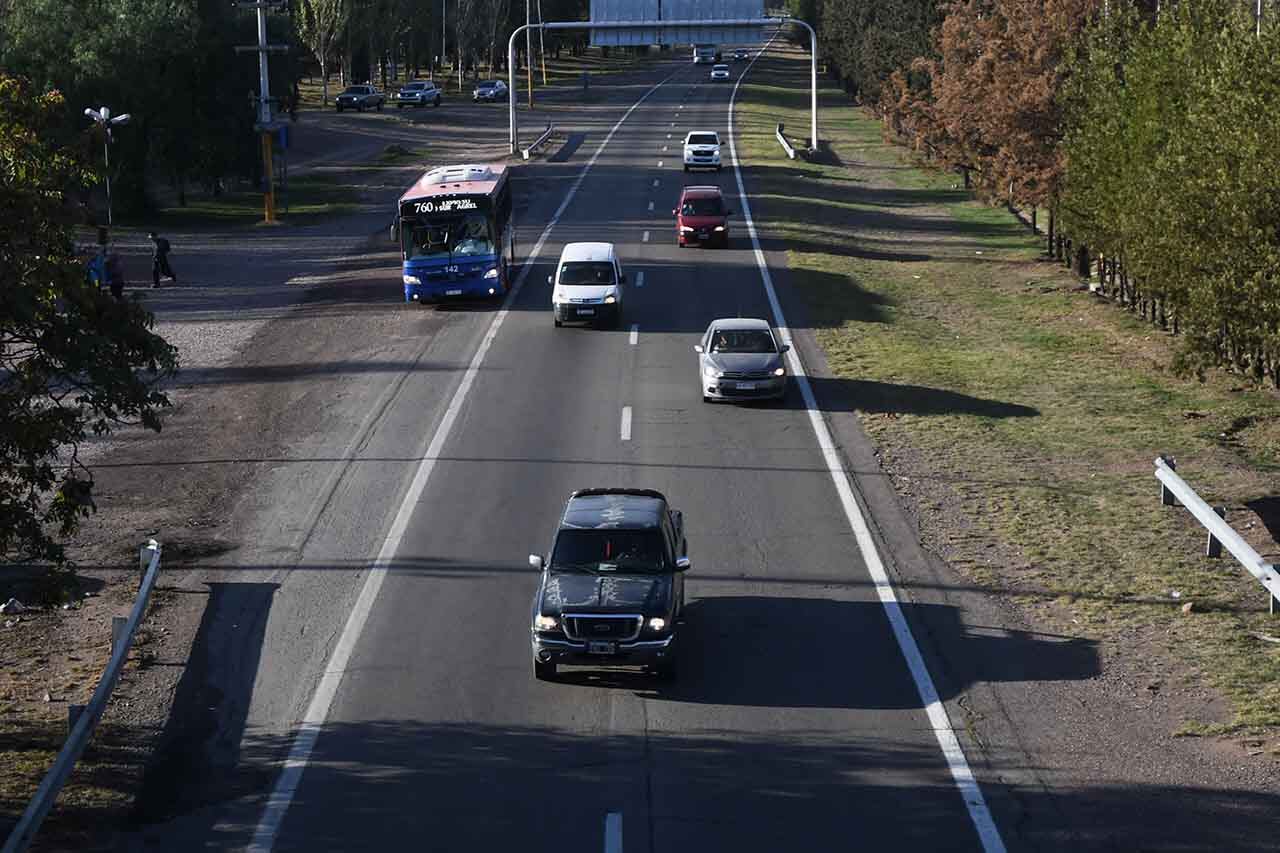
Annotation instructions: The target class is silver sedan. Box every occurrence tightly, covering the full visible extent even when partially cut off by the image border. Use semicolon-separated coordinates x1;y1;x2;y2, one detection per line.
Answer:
694;318;790;402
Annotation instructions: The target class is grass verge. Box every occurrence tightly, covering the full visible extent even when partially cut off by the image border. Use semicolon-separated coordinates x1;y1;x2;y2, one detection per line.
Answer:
736;45;1280;734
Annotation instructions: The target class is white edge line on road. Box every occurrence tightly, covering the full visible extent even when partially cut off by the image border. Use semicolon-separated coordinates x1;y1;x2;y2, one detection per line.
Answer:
727;41;1008;853
629;324;639;345
636;271;645;288
604;811;623;853
620;406;632;441
247;66;683;853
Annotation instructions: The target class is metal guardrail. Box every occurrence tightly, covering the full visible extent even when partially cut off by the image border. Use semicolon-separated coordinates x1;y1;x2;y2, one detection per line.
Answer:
2;540;162;853
775;122;797;160
521;122;555;161
1154;457;1280;613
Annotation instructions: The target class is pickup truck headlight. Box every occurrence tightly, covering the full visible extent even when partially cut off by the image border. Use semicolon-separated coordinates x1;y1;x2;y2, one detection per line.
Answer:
534;615;558;631
773;367;786;376
714;226;725;232
647;617;667;632
403;274;421;285
484;267;500;280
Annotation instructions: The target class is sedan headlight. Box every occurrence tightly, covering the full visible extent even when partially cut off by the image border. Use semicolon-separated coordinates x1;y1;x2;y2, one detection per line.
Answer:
773;367;786;376
483;267;500;280
647;617;667;632
534;615;558;631
703;365;723;379
713;226;725;232
403;274;421;285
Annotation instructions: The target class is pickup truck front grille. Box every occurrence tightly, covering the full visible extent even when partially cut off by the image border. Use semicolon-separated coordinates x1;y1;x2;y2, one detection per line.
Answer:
563;613;643;642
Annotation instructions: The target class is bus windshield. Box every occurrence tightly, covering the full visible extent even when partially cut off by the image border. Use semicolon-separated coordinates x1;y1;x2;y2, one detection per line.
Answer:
404;213;495;260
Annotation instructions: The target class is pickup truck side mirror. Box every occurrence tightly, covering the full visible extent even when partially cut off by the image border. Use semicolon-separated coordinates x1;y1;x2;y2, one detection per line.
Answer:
675;556;692;572
528;554;544;570
693;344;703;353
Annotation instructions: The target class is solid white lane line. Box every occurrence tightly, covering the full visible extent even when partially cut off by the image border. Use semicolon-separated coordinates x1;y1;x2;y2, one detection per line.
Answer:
629;324;639;345
636;271;645;288
604;812;623;853
647;201;654;212
248;66;684;853
727;42;1008;853
620;407;632;441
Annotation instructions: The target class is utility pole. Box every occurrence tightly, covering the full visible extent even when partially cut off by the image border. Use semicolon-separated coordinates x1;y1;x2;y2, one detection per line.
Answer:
441;0;446;78
234;0;289;224
526;0;534;107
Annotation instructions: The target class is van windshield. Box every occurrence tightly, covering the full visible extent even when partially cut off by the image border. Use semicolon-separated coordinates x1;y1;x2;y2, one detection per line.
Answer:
558;261;616;285
681;197;723;216
688;134;718;146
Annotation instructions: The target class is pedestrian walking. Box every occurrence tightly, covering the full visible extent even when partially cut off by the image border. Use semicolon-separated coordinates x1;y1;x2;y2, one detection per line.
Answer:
148;231;177;287
104;246;125;301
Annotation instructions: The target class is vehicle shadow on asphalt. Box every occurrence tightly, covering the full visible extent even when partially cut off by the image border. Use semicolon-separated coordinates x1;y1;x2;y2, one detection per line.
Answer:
770;376;1041;418
552;596;1097;710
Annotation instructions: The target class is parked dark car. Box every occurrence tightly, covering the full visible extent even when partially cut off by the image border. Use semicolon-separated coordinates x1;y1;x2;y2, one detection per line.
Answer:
335;85;384;112
529;488;689;681
472;79;509;102
396;80;442;108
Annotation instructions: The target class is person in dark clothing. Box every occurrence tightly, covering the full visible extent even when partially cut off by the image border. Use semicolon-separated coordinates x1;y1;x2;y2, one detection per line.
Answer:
104;247;125;301
148;231;177;287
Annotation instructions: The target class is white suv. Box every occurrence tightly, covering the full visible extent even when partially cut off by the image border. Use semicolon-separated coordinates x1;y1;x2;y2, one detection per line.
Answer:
549;242;625;328
683;131;721;172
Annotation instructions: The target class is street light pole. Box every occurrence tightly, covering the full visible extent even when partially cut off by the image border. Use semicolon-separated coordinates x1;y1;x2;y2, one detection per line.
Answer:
441;0;446;78
83;107;130;231
526;0;534;108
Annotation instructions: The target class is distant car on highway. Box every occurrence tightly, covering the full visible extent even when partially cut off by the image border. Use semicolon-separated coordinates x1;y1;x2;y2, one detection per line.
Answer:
695;318;790;403
673;185;732;248
710;64;731;81
395;80;442;108
549;241;625;327
472;79;509;102
529;488;689;681
733;49;749;62
334;84;384;112
682;130;722;172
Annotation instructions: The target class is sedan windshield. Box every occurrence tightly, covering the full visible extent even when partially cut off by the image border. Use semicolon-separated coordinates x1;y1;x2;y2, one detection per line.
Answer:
688;134;719;146
681;197;724;216
405;214;495;260
558;261;616;285
552;530;668;573
710;329;777;353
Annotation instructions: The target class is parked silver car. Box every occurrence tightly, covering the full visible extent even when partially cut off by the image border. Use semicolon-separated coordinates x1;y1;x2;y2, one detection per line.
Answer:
694;318;789;402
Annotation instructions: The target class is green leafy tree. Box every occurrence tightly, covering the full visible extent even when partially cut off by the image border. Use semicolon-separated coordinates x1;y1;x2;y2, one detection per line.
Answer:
0;75;177;568
297;0;346;103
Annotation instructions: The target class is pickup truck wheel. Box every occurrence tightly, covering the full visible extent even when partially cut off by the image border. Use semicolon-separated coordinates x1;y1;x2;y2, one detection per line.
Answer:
653;657;677;682
434;97;441;107
534;660;557;681
376;101;383;111
336;105;344;112
357;103;365;112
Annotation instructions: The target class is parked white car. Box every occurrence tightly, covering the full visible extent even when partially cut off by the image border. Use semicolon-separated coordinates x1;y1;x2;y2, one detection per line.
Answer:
549;242;626;328
683;131;722;172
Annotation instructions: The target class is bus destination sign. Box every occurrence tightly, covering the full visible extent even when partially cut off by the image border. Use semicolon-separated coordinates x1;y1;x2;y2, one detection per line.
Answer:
411;197;481;215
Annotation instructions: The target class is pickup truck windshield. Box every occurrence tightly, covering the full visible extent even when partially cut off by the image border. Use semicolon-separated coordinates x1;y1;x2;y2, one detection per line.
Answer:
552;530;668;574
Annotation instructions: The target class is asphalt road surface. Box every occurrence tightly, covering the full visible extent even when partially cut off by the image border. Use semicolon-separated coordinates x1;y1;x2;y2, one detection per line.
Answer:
241;57;999;853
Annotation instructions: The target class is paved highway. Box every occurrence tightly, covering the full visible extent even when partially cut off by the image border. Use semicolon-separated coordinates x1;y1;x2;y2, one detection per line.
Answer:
245;56;999;852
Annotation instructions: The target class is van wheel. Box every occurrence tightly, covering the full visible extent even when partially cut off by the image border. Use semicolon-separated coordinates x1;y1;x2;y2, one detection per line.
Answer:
554;318;562;328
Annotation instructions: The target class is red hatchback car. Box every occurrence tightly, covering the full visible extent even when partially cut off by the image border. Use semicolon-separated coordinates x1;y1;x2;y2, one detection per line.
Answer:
673;185;733;248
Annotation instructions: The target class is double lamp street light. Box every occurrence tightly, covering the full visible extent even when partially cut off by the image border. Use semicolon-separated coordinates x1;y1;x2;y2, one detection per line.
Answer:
83;105;131;231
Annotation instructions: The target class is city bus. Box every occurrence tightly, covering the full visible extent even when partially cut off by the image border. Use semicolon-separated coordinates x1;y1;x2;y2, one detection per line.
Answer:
393;163;514;303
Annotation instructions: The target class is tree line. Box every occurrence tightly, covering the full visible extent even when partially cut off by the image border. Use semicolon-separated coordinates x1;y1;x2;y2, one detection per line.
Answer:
800;0;1280;387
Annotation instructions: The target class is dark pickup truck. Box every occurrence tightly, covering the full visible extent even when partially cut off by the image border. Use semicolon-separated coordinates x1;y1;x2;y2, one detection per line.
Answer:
529;488;689;681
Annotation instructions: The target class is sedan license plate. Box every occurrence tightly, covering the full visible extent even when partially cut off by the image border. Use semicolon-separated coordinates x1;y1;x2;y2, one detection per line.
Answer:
445;289;462;296
735;381;757;390
577;308;595;316
587;641;616;655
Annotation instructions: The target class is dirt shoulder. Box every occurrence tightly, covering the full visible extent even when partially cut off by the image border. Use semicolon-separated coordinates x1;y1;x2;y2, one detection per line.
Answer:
737;43;1279;849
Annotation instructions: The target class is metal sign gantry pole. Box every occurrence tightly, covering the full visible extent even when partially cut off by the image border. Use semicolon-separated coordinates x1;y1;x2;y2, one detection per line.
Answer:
507;17;817;156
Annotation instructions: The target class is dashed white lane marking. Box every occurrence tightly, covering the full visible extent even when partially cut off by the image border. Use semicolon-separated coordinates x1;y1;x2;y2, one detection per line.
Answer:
647;201;654;212
726;38;1008;853
662;145;668;152
666;133;672;139
629;324;639;345
620;407;632;441
657;161;663;168
604;812;623;853
652;178;659;187
246;64;685;853
642;230;650;243
636;271;645;288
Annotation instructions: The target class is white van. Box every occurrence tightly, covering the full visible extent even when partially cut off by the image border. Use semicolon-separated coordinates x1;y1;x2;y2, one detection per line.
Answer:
548;242;625;328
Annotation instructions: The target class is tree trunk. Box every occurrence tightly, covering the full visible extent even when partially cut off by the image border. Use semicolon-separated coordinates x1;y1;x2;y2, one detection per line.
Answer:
1047;208;1055;255
321;55;330;104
